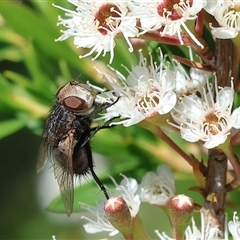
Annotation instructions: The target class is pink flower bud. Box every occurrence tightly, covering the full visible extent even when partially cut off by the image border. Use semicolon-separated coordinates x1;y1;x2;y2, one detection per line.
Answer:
104;197;133;239
168;194;194;240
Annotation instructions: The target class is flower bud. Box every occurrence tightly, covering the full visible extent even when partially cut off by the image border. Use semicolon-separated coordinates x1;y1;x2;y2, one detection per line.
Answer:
168;194;194;240
104;197;133;238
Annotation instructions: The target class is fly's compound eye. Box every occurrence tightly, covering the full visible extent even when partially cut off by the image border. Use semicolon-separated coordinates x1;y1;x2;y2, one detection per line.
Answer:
62;96;87;111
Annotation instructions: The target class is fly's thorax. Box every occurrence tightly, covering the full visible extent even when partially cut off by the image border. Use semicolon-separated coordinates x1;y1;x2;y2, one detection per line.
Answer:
45;103;76;146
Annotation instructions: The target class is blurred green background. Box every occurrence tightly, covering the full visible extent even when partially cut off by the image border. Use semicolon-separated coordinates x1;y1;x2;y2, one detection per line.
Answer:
0;1;239;239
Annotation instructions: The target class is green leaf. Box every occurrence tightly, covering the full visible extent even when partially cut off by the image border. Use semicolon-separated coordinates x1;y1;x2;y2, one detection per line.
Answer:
234;92;240;108
0;45;23;62
0;1;81;71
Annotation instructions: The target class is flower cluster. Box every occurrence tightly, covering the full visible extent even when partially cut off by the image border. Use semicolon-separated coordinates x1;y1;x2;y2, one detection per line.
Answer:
54;0;208;63
94;49;240;149
81;165;175;237
96;50;177;127
80;165;240;240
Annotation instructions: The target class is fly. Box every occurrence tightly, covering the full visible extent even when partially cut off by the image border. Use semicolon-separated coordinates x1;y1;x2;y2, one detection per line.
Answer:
37;81;117;216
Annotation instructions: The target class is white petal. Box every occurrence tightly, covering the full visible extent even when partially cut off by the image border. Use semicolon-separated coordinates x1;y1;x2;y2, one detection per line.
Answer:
210;25;238;39
120;177;138;193
203;134;227;149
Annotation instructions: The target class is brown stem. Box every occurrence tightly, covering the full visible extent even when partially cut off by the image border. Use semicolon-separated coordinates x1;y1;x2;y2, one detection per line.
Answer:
155;128;196;167
189;31;215;68
202;38;237;238
215;39;238;88
226;177;240;192
143;31;191;46
202;148;227;237
173;55;214;72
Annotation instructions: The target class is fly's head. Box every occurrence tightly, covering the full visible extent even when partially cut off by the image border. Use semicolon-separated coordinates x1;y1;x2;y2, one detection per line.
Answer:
57;81;97;115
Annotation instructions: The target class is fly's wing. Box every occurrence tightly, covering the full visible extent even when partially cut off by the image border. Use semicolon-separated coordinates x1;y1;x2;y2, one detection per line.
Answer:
37;138;74;216
52;148;74;217
52;131;77;216
36;140;49;173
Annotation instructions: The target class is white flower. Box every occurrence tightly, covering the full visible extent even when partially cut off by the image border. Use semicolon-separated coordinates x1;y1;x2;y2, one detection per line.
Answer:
205;0;240;39
140;165;175;205
228;211;240;240
170;81;240;149
80;175;140;236
111;175;141;217
98;93;146;127
81;202;119;236
174;60;210;97
54;0;138;63
96;50;177;126
129;0;206;47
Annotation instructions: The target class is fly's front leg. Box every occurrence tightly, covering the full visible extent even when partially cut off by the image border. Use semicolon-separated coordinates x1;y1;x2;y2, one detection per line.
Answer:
79;116;120;149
